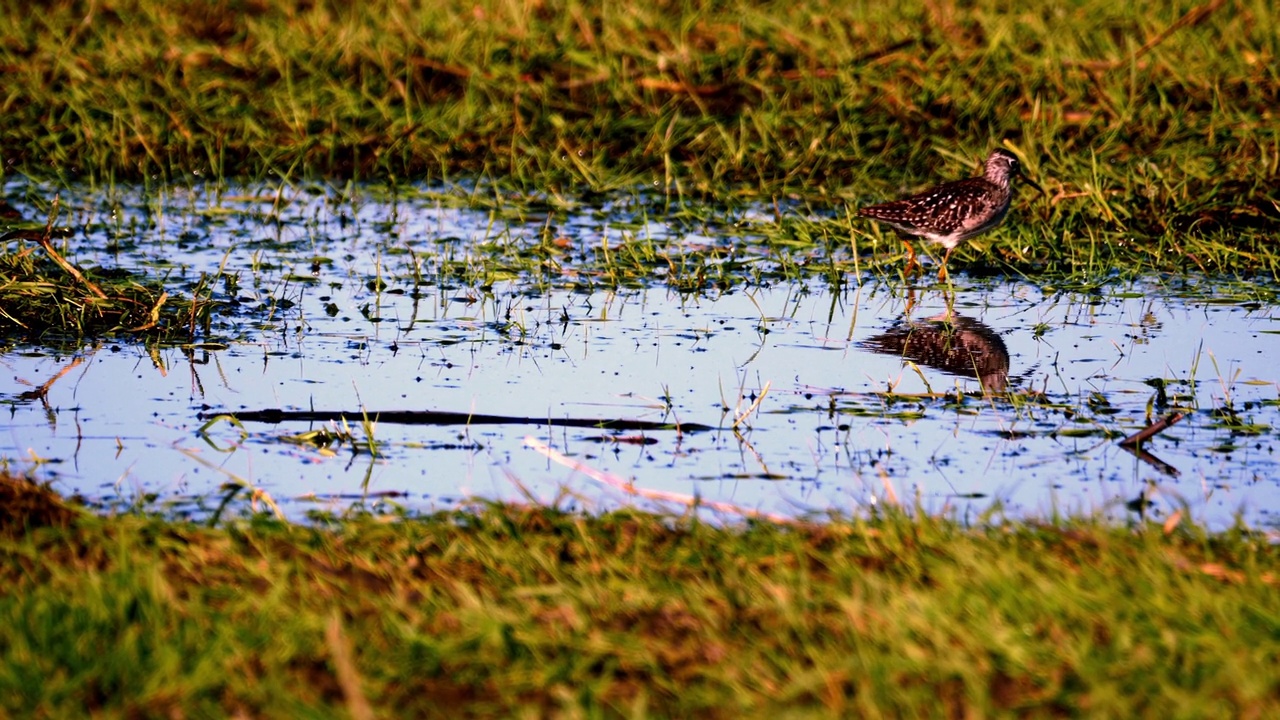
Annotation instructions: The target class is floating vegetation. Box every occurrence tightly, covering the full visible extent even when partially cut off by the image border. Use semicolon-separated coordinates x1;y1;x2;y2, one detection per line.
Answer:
1;199;220;343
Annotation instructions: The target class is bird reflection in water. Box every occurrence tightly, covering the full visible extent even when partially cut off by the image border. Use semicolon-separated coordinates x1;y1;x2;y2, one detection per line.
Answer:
861;312;1010;394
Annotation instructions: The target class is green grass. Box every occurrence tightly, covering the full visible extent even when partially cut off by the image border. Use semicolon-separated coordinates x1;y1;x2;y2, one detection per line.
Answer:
3;0;1277;283
0;225;221;341
2;473;1278;717
2;5;1280;714
0;3;1275;197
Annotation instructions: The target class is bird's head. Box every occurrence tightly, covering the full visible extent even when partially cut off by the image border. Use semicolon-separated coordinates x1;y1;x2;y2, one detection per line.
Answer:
986;149;1044;195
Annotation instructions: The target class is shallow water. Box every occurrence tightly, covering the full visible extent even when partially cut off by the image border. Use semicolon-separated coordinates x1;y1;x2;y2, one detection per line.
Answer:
3;181;1278;527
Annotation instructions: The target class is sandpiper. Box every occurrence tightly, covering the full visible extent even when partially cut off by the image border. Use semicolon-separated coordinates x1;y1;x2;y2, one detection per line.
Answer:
858;148;1043;280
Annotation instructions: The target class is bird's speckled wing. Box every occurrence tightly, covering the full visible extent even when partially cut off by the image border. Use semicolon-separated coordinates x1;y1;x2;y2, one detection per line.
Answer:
858;178;1006;240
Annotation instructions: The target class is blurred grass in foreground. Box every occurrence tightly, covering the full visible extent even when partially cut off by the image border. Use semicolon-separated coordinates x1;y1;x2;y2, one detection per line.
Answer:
2;473;1277;717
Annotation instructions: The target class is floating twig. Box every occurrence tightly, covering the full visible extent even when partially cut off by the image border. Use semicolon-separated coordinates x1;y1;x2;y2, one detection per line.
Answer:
35;195;108;300
524;436;792;524
213;408;715;433
732;380;771;430
18;354;87;405
1118;443;1181;478
1119;412;1186;447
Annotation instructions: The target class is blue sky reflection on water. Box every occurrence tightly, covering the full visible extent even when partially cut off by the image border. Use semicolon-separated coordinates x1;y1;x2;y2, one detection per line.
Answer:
2;182;1278;528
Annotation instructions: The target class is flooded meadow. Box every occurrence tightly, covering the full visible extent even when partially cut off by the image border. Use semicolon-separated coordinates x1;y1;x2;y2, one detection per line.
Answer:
3;181;1278;528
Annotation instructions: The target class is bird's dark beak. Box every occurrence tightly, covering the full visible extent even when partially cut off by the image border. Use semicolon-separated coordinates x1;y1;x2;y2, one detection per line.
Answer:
1019;168;1046;197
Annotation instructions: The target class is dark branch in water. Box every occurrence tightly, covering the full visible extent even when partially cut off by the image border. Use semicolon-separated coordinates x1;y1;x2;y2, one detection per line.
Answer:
1118;444;1181;478
204;408;715;433
1118;412;1186;447
1116;413;1187;477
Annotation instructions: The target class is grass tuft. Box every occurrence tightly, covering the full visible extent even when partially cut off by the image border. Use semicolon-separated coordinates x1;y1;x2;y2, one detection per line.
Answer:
2;474;1278;716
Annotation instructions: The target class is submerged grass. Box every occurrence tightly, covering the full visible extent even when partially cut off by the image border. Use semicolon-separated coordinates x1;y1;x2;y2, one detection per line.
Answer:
2;473;1278;717
0;221;220;343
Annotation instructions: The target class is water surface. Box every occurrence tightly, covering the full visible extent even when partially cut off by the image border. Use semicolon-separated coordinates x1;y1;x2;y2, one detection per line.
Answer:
3;182;1277;527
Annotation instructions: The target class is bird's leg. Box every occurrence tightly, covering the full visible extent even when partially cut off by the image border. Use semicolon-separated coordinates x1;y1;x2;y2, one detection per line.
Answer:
938;245;956;282
902;240;919;276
